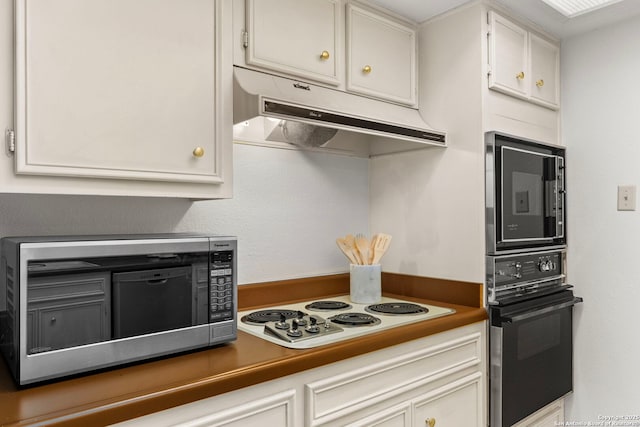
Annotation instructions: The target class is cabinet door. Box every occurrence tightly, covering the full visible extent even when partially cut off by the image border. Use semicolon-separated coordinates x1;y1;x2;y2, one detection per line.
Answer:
412;373;483;427
14;0;226;185
346;4;416;106
488;11;528;99
529;33;560;109
246;0;341;85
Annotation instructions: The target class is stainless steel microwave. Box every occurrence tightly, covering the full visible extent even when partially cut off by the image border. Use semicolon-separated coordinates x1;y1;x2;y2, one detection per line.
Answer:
0;234;237;385
486;132;566;254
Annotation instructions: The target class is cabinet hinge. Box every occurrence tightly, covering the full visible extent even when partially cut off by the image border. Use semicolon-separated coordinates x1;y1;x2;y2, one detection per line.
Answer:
5;129;15;154
242;30;248;49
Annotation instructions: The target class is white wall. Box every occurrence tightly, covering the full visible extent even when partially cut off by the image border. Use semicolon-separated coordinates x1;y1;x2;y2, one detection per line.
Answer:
370;4;485;283
0;143;369;285
562;14;640;420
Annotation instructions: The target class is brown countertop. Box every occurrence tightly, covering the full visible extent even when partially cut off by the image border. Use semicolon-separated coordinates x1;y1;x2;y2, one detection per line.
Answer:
0;273;486;426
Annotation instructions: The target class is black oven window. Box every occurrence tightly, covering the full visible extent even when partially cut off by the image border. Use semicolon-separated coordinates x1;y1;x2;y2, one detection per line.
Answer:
517;312;561;360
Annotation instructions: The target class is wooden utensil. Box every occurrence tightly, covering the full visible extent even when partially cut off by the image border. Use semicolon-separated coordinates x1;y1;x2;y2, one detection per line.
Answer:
336;238;359;265
355;234;370;265
371;233;392;265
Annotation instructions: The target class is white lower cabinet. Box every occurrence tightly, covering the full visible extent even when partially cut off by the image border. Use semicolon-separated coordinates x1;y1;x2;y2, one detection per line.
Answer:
412;373;483;427
115;322;485;427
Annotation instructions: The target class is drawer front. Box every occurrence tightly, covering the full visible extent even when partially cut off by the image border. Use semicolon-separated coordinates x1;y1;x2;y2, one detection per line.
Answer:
305;329;482;425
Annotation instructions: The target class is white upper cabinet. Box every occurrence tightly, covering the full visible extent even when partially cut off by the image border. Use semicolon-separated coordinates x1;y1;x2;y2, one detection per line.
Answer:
346;3;417;106
8;0;233;198
488;12;528;98
245;0;341;85
529;33;560;108
488;11;559;110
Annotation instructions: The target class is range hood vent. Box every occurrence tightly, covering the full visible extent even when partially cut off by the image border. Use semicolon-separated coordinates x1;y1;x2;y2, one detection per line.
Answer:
233;67;446;157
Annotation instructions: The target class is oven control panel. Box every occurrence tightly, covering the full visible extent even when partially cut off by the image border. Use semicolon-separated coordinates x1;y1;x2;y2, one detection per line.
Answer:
492;252;562;285
486;250;566;304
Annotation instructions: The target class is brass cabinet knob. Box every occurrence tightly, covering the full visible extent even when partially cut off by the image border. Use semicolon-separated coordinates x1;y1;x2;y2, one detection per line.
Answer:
362;65;372;74
516;71;525;80
426;418;436;427
320;50;330;60
536;79;545;87
192;147;205;158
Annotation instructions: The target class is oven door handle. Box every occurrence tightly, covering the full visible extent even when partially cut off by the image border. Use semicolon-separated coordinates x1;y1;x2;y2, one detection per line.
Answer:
501;296;583;323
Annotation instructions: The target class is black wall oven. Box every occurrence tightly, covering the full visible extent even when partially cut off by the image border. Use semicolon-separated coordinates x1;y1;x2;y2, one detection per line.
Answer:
487;250;582;426
486;132;566;254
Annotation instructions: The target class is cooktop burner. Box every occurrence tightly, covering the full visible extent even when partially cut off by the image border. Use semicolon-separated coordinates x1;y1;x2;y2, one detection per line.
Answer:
328;312;381;327
305;300;352;311
241;309;304;326
366;302;429;315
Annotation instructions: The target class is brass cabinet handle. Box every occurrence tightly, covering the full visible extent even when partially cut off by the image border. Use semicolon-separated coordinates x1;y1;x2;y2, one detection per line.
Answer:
516;71;525;80
426;418;436;427
536;79;545;87
320;50;330;60
362;65;372;74
192;147;205;158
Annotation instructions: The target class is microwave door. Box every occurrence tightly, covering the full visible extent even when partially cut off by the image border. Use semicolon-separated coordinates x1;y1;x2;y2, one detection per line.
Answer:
500;147;561;243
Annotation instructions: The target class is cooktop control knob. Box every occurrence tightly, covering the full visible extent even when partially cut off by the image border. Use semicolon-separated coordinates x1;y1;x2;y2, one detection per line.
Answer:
275;314;289;330
287;319;303;338
296;310;307;326
306;316;320;334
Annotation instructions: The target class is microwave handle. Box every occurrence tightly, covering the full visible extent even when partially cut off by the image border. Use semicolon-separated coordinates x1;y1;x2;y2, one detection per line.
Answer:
501;296;583;324
555;156;565;239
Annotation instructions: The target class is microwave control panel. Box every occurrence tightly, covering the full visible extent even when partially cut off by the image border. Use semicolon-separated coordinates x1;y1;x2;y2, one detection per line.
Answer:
210;250;234;322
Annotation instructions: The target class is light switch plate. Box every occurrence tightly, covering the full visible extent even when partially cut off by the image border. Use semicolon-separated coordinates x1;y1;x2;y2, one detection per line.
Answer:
617;185;636;211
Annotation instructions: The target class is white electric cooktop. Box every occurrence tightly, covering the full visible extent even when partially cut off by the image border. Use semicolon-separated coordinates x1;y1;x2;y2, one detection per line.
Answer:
237;295;455;349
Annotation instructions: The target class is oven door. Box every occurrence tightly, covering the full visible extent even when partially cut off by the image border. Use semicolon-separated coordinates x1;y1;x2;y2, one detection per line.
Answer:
490;290;582;427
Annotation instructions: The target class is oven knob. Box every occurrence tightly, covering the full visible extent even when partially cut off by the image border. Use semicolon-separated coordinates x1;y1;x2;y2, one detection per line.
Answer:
538;260;547;272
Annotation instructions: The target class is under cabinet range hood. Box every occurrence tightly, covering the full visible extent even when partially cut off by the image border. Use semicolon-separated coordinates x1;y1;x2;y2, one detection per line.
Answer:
233;67;446;157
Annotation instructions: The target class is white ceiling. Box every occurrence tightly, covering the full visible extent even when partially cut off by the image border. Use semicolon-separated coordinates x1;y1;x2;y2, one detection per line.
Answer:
367;0;640;39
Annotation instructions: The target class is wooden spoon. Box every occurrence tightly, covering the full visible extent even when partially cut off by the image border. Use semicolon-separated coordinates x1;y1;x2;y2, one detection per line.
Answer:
355;234;370;265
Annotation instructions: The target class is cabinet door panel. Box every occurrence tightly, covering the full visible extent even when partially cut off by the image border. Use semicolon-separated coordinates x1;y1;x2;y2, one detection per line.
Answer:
246;0;340;85
412;373;482;427
114;389;296;426
529;33;559;109
15;0;223;184
488;11;528;98
347;5;416;105
345;402;411;427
